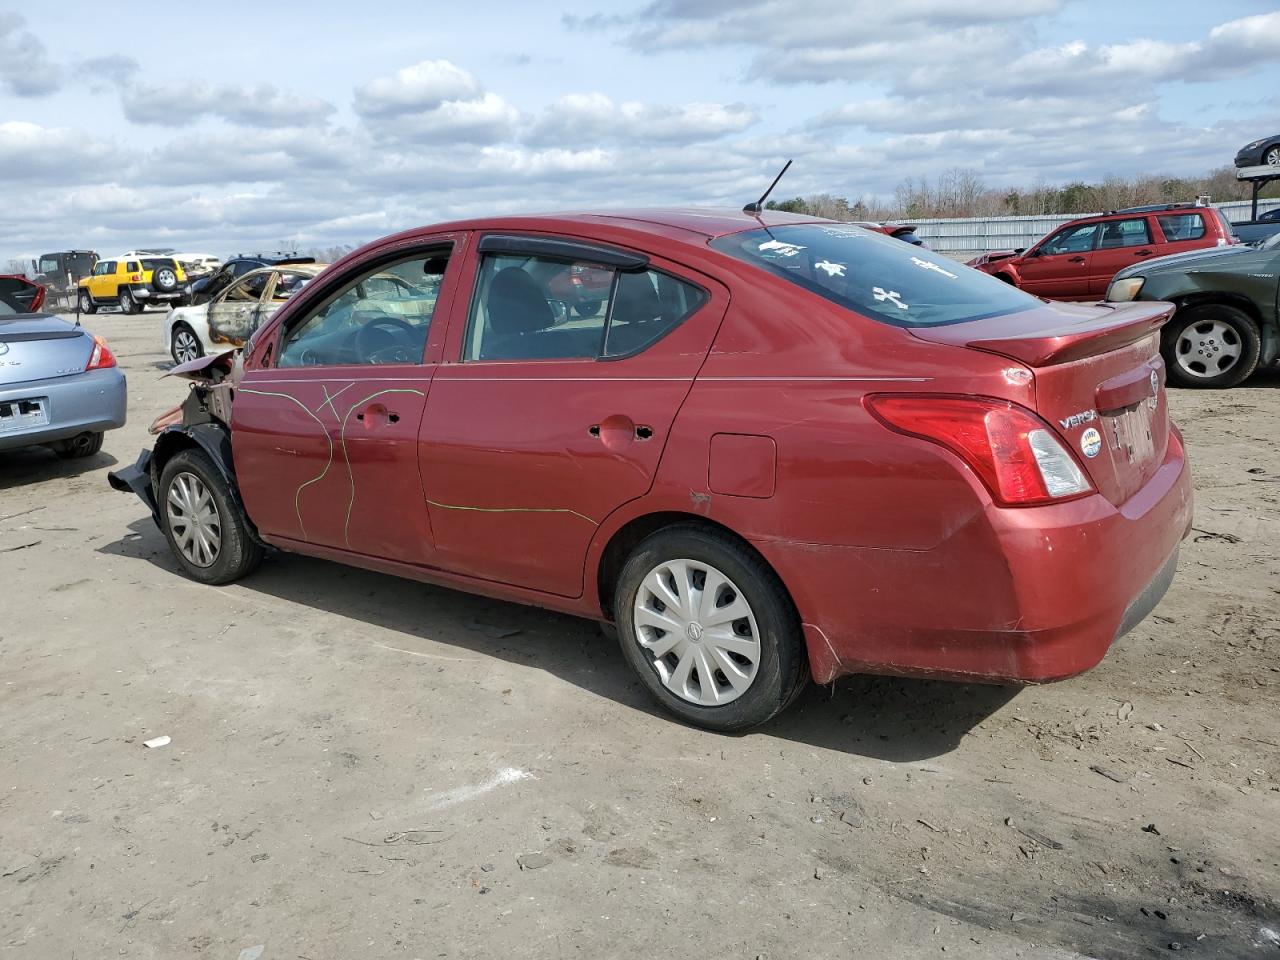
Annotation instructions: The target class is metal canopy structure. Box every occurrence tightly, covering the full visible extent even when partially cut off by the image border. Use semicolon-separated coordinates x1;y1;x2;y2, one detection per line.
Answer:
1237;165;1280;221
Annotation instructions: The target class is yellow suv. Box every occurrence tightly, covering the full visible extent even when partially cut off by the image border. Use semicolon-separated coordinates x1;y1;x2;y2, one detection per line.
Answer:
77;256;189;315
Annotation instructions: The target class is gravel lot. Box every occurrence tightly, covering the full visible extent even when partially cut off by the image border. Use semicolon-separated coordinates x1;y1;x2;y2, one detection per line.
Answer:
2;311;1278;959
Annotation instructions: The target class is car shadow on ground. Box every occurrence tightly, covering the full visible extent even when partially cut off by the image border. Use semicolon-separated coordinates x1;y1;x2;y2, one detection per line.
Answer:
0;446;117;492
98;518;1019;762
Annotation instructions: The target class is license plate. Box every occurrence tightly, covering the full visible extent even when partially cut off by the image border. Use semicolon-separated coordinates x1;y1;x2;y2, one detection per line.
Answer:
1109;405;1155;465
0;397;49;433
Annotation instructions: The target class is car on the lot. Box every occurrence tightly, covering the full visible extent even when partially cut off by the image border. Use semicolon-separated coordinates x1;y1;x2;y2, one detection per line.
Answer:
0;275;46;313
78;256;189;314
1105;231;1280;389
1;299;125;458
1235;135;1280;168
108;209;1191;731
188;253;317;305
30;250;99;310
967;203;1238;300
164;263;327;364
173;253;222;279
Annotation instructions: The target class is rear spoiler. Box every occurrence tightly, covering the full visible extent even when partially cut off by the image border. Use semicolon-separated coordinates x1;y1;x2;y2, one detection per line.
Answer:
913;301;1175;367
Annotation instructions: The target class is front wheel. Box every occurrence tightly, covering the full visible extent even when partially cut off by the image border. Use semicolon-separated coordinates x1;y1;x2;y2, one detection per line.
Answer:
1163;304;1261;389
78;291;97;315
613;524;807;731
158;448;264;585
171;323;203;365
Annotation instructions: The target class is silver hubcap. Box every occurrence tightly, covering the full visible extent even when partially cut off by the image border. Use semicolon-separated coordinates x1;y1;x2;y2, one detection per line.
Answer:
166;471;221;568
632;558;761;706
1176;319;1241;378
158;269;175;287
174;329;199;363
1267;147;1280;166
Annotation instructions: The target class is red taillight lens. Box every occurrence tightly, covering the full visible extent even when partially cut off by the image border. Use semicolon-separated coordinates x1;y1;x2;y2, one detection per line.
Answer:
85;334;117;371
865;395;1093;507
130;273;141;281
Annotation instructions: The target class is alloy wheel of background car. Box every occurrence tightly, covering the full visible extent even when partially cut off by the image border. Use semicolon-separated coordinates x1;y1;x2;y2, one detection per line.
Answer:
171;325;203;365
614;524;806;731
632;557;762;707
166;471;222;569
154;268;178;292
78;291;96;314
1165;304;1261;389
1266;144;1280;166
158;449;264;585
119;290;139;314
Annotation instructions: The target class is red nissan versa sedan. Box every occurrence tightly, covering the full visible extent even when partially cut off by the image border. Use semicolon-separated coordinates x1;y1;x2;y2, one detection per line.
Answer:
108;209;1193;731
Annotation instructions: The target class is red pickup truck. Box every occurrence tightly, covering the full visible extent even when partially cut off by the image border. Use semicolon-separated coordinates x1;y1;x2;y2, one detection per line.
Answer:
967;203;1238;301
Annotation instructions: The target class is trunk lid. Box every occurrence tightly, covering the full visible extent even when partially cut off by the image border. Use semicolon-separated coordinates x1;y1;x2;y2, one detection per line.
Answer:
912;300;1175;506
0;315;93;386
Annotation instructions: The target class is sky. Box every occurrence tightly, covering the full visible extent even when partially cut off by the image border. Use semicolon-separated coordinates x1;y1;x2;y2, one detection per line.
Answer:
2;0;1278;263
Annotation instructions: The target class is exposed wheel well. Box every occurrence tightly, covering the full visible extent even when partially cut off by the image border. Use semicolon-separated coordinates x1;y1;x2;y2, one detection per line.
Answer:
995;272;1016;285
596;511;795;622
1168;294;1266;335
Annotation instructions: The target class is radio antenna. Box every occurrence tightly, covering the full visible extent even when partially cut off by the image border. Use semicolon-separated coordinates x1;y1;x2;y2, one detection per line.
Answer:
743;159;792;215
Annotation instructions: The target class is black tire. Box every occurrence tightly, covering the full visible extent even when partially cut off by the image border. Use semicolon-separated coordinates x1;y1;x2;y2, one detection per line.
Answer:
152;265;179;293
119;289;140;314
572;299;603;318
613;524;807;732
52;431;103;459
78;291;97;315
170;323;204;365
1265;143;1280;167
158;448;264;585
1163;304;1261;389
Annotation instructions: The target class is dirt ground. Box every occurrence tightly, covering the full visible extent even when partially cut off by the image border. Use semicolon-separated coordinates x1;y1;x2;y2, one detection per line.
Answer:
2;310;1277;960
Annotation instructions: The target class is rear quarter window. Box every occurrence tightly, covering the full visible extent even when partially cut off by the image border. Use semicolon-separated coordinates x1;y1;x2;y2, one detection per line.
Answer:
1156;213;1206;242
711;224;1038;327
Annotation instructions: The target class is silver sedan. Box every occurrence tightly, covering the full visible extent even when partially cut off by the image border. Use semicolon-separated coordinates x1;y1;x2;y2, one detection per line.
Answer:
0;299;126;457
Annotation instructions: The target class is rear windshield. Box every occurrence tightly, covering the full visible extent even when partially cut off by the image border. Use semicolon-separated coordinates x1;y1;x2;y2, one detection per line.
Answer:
711;224;1039;327
141;258;176;271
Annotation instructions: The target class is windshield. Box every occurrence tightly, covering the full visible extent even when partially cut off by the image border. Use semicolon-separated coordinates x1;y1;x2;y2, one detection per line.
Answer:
141;258;177;271
711;224;1039;327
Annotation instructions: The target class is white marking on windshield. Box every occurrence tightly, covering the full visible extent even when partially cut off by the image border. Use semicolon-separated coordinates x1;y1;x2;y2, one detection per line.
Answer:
872;287;909;310
815;259;846;277
758;239;805;257
911;256;957;279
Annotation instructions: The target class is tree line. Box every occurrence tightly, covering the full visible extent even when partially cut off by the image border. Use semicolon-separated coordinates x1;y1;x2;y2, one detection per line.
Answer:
766;166;1278;221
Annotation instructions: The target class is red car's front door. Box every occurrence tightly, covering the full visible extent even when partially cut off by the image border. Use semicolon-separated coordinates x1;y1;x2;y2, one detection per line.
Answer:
418;237;727;597
1017;222;1099;300
233;240;464;564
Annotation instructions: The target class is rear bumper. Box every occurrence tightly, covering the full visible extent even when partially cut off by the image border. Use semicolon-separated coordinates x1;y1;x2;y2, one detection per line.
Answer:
758;429;1194;685
0;367;127;452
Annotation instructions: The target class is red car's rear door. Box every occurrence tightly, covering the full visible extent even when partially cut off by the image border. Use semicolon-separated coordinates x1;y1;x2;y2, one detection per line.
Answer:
233;238;465;565
1088;216;1158;297
418;236;728;598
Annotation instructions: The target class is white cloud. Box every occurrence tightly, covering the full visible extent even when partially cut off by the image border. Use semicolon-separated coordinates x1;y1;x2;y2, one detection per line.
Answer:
353;60;481;116
0;13;60;96
527;93;757;146
120;81;335;128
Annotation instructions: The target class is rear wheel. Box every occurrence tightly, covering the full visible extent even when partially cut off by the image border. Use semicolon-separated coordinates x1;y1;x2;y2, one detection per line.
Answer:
613;524;806;731
119;289;140;314
78;291;97;315
171;323;203;365
1164;304;1260;389
1265;143;1280;166
159;448;264;585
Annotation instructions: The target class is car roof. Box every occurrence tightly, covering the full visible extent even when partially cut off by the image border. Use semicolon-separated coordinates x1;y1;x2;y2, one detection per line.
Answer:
407;207;830;243
240;263;329;279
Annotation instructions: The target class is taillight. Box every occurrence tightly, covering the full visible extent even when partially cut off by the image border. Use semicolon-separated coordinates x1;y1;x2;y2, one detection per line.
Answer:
85;334;117;371
30;285;45;312
130;273;141;281
865;395;1093;507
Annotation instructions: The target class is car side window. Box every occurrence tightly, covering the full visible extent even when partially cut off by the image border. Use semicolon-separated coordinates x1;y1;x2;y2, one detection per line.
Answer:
1157;213;1206;242
126;261;141;273
463;253;705;362
222;276;261;302
1097;218;1151;249
1040;225;1098;256
276;250;450;368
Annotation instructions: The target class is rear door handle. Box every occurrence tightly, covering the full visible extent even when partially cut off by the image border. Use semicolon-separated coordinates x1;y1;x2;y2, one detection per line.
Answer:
1134;249;1154;257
